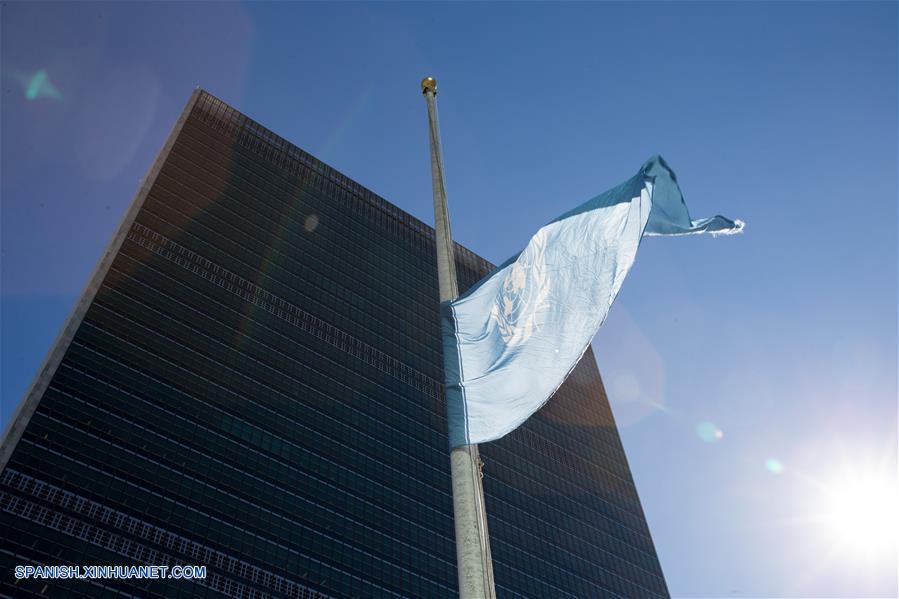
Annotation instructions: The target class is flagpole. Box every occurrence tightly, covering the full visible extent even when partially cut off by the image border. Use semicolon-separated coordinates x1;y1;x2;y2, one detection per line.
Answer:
422;76;497;599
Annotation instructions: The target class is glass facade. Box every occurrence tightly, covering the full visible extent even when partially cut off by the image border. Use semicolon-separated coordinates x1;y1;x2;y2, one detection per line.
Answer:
0;90;668;598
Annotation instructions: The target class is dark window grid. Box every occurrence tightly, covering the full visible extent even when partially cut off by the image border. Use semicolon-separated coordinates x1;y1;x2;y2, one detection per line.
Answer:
500;426;642;512
110;243;446;436
489;560;579;599
94;270;446;455
491;411;649;498
54;342;660;596
485;488;663;582
151;146;442;330
464;363;648;474
135;198;436;354
37;387;459;578
485;460;658;558
140;178;439;352
492;427;649;523
487;510;666;596
166;124;438;285
88;276;648;536
486;437;644;520
52;338;660;596
480;410;644;512
144;167;440;352
71;303;445;467
18;422;573;599
1;477;339;599
65;329;451;521
151;163;437;312
489;573;557;599
78;302;451;495
493;584;532;599
10;439;444;598
62;335;456;528
49;372;660;596
500;561;593;599
123;222;644;493
528;400;625;462
87;283;447;471
126;222;441;401
527;370;616;440
191;92;493;283
232;142;488;305
488;482;656;566
52;353;454;550
35;412;451;592
171;118;489;291
487;496;663;587
19;109;660;580
486;533;636;599
188;95;439;261
139;179;640;460
75;304;445;460
523;370;635;464
70;314;652;556
563;401;619;448
491;560;584;599
479;362;646;477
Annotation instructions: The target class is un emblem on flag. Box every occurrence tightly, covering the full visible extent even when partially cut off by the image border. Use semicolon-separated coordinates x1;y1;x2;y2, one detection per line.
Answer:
490;230;551;347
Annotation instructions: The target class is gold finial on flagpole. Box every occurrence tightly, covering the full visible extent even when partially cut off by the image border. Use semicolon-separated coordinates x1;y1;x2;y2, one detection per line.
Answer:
421;76;437;95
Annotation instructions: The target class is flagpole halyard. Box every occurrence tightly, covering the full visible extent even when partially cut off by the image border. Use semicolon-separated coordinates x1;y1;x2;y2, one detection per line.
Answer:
422;76;497;599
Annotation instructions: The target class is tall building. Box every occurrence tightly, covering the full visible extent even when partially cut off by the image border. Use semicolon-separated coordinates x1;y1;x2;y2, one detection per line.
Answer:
0;89;668;598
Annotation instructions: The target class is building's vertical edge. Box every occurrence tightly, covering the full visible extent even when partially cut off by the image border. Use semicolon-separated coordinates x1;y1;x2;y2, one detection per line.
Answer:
0;88;202;472
583;347;671;597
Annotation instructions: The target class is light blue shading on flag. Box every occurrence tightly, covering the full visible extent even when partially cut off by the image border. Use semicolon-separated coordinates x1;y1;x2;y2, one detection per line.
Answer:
442;155;743;448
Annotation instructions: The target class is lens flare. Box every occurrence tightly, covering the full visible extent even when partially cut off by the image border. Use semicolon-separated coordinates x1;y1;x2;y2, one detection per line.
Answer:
304;214;320;232
608;371;641;403
765;458;784;474
22;69;63;101
319;90;372;160
696;421;723;443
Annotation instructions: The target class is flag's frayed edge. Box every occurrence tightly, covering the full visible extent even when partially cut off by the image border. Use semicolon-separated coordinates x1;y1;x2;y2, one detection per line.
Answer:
709;219;745;237
644;218;745;237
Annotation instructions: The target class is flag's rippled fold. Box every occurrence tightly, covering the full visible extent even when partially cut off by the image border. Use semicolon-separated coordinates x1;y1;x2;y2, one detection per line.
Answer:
443;155;742;448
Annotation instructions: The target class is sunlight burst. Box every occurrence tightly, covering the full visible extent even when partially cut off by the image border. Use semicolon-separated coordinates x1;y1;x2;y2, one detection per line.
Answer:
818;469;897;559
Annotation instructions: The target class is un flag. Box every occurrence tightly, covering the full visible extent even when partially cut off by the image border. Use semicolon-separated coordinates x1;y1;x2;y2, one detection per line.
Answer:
442;156;743;448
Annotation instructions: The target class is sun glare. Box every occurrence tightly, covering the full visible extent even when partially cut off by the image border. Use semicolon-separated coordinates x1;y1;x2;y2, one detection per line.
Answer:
782;441;898;594
817;466;898;560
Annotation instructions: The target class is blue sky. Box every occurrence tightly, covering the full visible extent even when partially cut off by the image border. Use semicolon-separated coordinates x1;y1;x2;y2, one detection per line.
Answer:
2;2;896;597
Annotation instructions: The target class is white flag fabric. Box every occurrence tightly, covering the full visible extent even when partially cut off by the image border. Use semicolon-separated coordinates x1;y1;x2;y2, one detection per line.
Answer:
442;155;743;448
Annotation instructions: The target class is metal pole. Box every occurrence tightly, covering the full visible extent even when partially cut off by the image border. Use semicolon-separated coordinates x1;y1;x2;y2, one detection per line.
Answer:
421;76;497;599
